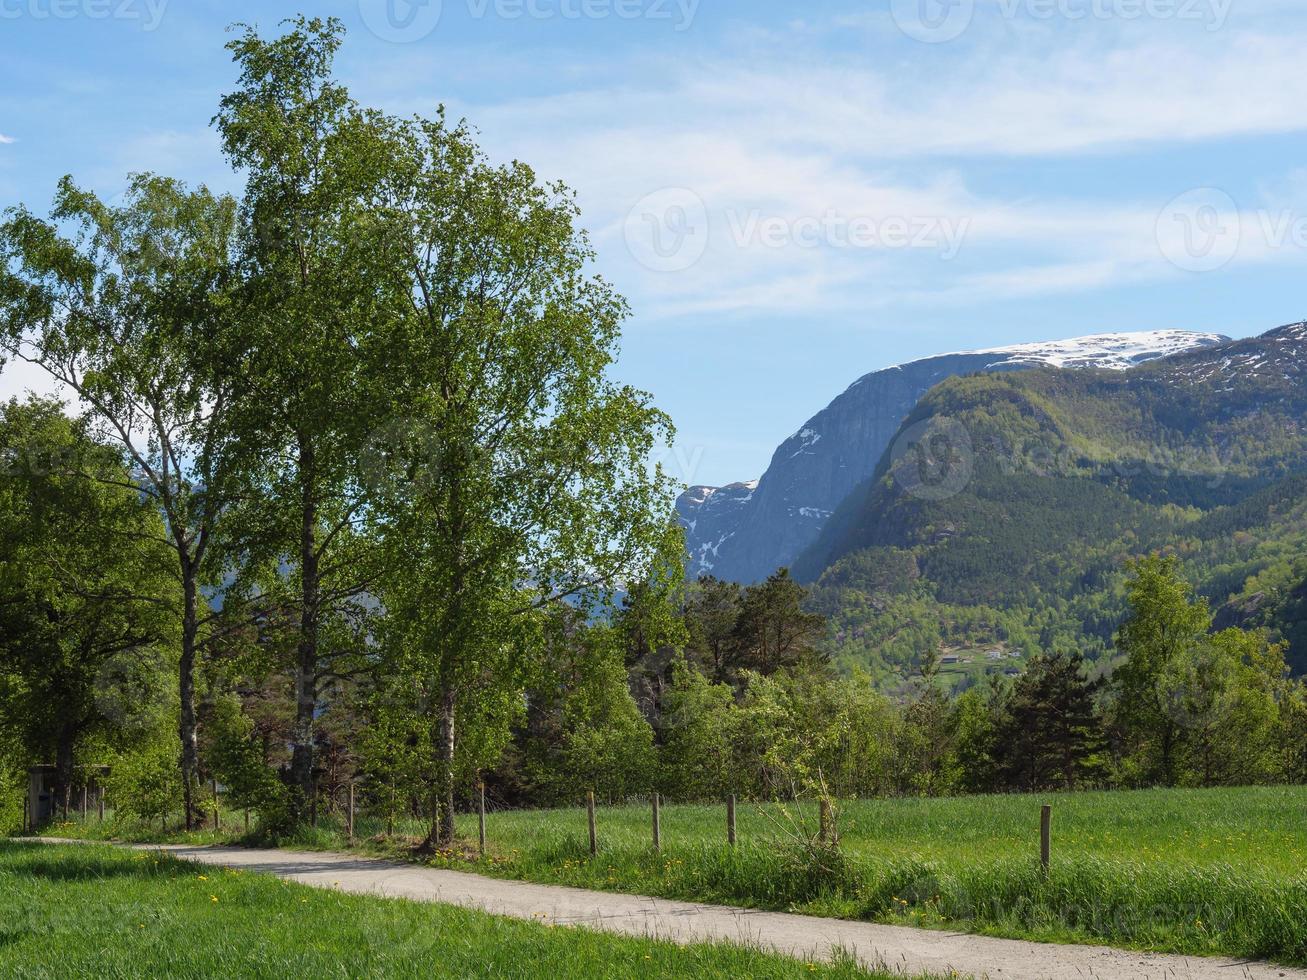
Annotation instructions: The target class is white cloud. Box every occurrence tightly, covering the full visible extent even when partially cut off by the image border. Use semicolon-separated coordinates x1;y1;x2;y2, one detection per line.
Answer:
431;21;1307;320
462;28;1307;165
0;134;15;145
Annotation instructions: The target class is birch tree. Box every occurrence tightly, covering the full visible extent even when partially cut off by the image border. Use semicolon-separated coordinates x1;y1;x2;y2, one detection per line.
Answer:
0;176;241;827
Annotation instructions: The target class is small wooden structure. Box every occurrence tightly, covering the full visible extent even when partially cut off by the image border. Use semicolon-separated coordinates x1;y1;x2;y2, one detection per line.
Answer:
26;765;110;830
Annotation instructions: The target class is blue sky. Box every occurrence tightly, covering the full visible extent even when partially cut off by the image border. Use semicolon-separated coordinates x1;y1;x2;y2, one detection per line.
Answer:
2;0;1306;488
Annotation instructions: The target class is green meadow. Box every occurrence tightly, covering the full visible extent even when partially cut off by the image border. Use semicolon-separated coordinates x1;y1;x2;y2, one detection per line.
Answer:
0;841;886;979
35;785;1307;966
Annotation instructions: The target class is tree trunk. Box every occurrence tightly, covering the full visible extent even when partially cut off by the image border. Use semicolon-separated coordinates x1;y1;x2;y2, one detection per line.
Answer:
289;434;320;822
1160;719;1176;787
420;686;458;850
179;568;200;830
54;721;77;821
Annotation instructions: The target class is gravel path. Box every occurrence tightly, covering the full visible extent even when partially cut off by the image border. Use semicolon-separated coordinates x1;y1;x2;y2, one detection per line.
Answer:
25;838;1307;980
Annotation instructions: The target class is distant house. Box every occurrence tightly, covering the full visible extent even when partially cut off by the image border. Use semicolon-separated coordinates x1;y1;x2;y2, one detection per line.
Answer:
940;655;961;665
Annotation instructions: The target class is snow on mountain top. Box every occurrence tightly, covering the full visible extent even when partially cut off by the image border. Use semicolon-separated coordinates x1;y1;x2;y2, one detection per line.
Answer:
1267;321;1307;342
1163;321;1306;386
956;329;1229;371
680;485;718;507
679;480;759;510
844;331;1228;392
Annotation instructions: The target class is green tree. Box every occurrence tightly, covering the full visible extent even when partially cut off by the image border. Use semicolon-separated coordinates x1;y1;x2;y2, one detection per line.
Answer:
1168;627;1284;786
0;175;242;827
1279;677;1307;783
552;626;656;803
952;686;999;793
993;649;1105;791
656;662;740;801
897;649;959;795
731;569;827;680
731;666;894;801
362;98;678;848
214;17;396;819
205;694;288;820
617;576;689;732
1113;555;1212;786
683;576;743;684
0;399;174;813
103;740;183;827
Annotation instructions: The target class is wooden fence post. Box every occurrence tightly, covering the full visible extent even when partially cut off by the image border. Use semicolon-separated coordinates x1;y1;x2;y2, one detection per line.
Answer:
80;784;88;819
727;794;737;847
1040;804;1052;873
819;797;832;844
651;793;661;853
23;796;29;834
347;782;356;843
587;791;598;856
478;782;487;857
97;786;104;823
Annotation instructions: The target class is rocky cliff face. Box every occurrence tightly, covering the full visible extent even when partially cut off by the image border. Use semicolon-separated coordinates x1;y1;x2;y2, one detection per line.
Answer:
678;330;1229;583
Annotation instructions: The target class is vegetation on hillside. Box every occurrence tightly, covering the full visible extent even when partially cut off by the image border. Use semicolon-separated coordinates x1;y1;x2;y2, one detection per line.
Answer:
800;330;1307;685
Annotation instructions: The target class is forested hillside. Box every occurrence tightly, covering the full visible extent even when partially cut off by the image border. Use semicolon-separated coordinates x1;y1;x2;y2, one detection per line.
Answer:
678;331;1224;584
798;322;1307;686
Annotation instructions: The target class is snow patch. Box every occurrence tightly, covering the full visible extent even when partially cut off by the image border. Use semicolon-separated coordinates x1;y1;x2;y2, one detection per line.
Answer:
797;507;833;520
957;329;1229;371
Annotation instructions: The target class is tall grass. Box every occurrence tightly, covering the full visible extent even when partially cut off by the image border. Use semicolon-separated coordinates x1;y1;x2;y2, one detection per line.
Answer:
447;786;1307;964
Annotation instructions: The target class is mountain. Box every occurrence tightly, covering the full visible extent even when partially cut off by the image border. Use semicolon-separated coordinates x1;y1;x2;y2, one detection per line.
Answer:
675;481;758;575
795;321;1307;684
678;330;1228;583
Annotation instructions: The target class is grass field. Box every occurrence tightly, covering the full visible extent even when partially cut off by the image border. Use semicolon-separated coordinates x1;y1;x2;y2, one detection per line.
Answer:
439;786;1307;964
30;785;1307;965
0;841;889;978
